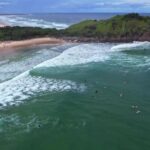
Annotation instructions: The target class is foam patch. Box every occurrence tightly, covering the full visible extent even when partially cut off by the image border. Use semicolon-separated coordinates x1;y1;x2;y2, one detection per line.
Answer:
0;15;69;29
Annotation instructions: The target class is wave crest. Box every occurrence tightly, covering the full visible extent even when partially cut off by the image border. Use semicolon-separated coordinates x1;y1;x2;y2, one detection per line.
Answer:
0;15;69;29
111;41;150;52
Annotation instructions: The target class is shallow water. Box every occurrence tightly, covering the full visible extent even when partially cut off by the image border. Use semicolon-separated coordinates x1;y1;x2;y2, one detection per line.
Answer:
0;42;150;150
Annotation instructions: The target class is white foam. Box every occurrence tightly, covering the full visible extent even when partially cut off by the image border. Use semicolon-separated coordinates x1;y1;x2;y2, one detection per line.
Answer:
109;42;150;69
9;44;110;80
0;59;9;65
36;44;111;68
111;41;150;52
0;15;69;29
0;75;86;107
0;43;112;108
0;47;59;82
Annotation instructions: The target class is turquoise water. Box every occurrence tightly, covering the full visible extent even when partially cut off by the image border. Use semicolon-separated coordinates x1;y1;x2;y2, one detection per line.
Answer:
0;42;150;150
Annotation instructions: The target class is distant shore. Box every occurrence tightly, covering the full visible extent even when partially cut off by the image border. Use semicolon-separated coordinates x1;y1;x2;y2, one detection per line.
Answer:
0;23;7;28
0;13;150;45
0;37;66;50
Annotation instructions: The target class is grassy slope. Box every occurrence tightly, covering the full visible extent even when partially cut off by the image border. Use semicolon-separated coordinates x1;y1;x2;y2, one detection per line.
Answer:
64;13;150;41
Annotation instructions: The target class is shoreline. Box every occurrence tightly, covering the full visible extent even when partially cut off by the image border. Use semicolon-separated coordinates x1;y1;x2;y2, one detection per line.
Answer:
0;37;66;50
0;22;7;28
63;36;150;43
0;36;149;51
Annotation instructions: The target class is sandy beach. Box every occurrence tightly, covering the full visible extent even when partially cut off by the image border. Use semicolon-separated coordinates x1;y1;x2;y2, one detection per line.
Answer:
0;37;66;50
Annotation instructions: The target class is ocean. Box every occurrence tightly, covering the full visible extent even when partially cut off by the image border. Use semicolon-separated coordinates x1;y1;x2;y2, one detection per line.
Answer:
0;13;150;150
0;13;118;29
0;13;149;29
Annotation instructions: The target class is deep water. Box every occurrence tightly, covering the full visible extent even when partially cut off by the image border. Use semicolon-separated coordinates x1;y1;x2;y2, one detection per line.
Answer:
0;42;150;150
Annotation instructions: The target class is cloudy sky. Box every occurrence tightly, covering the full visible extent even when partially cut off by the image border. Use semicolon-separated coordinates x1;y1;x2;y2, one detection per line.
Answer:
0;0;150;13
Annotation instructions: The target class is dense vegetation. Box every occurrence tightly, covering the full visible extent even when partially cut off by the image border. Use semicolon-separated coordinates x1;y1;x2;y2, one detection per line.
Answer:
64;13;150;42
0;26;60;41
0;13;150;42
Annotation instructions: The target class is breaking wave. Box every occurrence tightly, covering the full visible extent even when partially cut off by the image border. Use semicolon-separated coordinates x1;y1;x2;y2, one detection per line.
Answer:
0;42;150;108
0;44;112;108
35;44;111;68
0;44;109;108
0;15;69;29
111;41;150;52
0;75;86;107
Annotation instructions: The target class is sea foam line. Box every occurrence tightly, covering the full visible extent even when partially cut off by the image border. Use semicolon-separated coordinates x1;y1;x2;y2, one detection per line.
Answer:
0;75;86;107
111;41;150;52
0;15;69;29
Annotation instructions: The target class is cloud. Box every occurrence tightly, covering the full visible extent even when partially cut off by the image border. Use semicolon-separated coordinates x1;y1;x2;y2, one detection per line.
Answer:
96;0;150;7
0;0;149;13
0;2;10;6
116;0;150;7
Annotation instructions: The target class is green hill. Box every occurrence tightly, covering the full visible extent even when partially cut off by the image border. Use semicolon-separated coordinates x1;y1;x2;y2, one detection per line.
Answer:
64;13;150;42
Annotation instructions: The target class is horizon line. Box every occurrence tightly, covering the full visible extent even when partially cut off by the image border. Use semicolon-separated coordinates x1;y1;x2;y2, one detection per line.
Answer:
0;12;150;15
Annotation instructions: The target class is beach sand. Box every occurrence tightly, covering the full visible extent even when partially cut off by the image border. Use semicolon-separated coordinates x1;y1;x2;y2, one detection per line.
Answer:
0;37;66;50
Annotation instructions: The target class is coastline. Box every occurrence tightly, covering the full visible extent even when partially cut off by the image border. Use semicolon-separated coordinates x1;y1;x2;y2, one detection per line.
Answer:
0;36;149;51
0;37;66;50
63;36;150;43
0;13;150;45
0;23;6;28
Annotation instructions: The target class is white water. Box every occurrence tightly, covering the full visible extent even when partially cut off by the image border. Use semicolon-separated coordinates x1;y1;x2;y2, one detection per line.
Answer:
0;15;69;29
0;42;149;108
111;41;150;69
0;75;86;107
0;44;111;108
111;41;150;51
36;44;112;68
0;47;60;82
